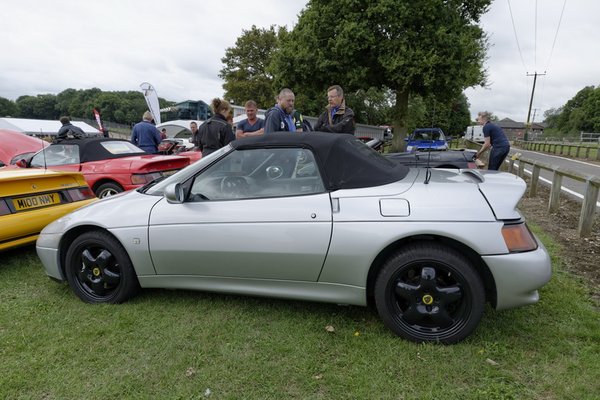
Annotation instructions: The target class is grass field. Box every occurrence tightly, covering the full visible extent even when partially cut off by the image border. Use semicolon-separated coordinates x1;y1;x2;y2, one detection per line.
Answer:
1;226;599;399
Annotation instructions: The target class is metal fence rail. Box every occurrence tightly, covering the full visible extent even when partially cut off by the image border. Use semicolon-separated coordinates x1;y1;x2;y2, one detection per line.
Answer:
514;139;600;161
507;156;599;237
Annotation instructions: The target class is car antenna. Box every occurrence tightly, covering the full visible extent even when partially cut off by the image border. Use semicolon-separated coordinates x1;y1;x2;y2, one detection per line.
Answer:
424;102;436;184
41;128;47;170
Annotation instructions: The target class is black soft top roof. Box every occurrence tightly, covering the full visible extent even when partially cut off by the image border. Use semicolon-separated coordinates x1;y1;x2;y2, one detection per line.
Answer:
52;137;145;162
232;132;409;190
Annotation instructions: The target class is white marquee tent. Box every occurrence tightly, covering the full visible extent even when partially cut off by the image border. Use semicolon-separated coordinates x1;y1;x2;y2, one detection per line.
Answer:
0;117;100;136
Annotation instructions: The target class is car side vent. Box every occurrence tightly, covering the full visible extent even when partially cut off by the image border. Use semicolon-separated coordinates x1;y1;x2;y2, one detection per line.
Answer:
461;169;484;183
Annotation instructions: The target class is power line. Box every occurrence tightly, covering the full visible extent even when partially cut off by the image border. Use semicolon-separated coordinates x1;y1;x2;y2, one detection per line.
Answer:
544;0;567;72
507;0;528;72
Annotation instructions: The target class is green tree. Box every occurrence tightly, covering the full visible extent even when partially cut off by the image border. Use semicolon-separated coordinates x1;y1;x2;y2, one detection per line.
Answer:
219;25;283;109
543;107;562;129
272;0;489;151
545;85;600;134
15;94;59;119
402;93;471;136
0;97;17;117
582;87;600;132
344;87;394;125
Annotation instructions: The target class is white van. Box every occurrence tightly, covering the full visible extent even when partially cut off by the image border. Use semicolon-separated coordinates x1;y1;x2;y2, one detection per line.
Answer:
464;125;484;143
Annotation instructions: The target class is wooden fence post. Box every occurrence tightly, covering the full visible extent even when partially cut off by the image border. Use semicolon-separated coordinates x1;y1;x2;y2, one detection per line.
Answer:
529;165;540;197
518;160;525;177
549;173;563;213
578;178;600;236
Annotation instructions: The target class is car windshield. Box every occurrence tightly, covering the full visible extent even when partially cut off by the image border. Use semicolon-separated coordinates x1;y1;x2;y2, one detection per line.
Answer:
159;125;193;139
10;151;37;164
30;145;80;167
187;147;325;201
172;128;192;139
413;130;444;141
143;146;231;196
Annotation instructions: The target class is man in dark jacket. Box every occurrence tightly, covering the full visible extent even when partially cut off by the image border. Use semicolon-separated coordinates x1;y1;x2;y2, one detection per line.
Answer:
131;111;162;153
57;116;86;140
264;89;297;133
314;85;355;134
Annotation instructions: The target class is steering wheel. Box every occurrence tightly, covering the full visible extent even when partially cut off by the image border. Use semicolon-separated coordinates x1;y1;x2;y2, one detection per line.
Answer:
266;165;284;180
220;176;249;198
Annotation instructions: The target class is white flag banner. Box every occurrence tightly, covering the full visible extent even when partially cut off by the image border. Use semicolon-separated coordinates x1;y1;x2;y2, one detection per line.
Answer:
140;82;161;125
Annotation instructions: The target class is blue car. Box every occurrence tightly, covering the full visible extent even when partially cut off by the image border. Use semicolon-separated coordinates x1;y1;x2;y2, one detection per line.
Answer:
406;128;449;151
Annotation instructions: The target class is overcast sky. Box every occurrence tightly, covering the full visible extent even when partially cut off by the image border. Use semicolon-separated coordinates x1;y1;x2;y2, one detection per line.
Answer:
1;0;597;123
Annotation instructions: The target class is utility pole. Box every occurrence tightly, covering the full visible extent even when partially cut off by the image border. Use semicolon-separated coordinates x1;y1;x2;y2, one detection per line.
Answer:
525;72;546;141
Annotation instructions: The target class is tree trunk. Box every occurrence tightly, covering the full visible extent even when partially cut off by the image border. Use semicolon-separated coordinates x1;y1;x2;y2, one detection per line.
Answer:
390;89;410;153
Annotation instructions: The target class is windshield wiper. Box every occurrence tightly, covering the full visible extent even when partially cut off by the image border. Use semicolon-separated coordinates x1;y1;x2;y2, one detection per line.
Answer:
138;175;168;193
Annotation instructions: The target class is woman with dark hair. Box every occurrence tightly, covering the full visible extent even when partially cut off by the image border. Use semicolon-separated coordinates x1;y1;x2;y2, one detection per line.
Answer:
194;98;235;156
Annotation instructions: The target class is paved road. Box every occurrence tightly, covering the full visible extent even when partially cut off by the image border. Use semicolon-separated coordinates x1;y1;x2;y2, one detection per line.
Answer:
508;148;600;209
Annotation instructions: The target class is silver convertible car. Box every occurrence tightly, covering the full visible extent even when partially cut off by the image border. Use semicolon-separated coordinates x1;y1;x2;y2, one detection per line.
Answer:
36;133;551;344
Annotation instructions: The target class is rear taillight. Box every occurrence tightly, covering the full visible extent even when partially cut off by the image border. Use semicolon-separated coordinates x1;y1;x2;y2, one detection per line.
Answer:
467;162;477;169
131;172;163;185
67;187;96;201
502;223;538;252
0;199;11;215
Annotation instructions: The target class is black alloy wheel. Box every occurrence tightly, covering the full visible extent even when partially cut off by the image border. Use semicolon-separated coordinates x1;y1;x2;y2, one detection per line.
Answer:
65;231;139;304
375;243;485;344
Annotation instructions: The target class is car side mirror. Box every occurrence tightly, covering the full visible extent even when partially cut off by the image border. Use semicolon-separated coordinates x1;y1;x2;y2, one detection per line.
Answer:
164;183;184;204
15;159;28;168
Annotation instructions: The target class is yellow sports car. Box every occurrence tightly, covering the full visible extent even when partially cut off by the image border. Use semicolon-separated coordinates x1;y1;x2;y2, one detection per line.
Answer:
0;168;97;251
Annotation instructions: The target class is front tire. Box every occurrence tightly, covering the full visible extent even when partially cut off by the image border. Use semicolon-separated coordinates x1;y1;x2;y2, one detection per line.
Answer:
375;243;485;344
64;231;139;304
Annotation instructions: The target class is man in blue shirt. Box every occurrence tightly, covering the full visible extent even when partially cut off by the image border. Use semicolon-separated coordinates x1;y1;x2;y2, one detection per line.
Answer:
235;100;265;139
131;111;162;153
264;89;296;133
475;111;510;170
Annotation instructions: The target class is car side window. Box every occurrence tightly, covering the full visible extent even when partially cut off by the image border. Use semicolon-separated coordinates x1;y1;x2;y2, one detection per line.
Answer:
187;148;325;201
30;145;80;167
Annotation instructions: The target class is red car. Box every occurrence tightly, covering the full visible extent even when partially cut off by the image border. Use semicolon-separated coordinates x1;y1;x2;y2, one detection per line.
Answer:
157;139;202;163
19;137;191;197
0;129;49;167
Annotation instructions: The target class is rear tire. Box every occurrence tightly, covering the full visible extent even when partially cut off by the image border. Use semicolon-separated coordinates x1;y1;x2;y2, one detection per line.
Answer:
64;231;139;304
95;182;123;198
374;243;485;344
